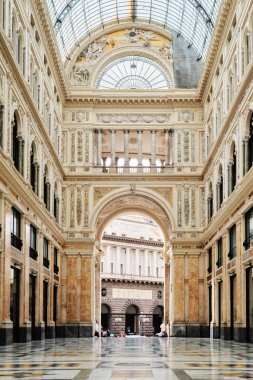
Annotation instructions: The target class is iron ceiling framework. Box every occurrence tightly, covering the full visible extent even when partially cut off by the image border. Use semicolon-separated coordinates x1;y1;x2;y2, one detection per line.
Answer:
47;0;221;62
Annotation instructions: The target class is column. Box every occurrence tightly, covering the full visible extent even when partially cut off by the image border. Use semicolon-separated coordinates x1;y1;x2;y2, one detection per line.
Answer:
46;183;50;211
110;130;116;165
34;162;38;195
169;129;174;164
164;129;169;165
150;130;156;166
97;128;102;166
0;105;4;148
137;130;143;166
124;129;129;166
102;157;107;172
244;136;249;173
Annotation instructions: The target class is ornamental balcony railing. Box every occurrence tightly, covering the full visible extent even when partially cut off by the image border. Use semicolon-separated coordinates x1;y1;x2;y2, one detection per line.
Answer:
243;235;253;250
29;247;38;260
43;257;50;269
11;233;23;251
101;272;164;283
92;164;174;174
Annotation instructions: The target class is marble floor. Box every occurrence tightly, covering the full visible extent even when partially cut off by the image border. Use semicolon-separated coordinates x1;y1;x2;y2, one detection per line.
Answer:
0;337;253;379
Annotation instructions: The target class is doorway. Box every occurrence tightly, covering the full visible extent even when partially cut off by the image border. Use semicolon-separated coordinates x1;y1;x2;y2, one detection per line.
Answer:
125;305;139;334
101;304;111;331
10;267;20;343
218;281;222;339
153;305;164;335
43;281;48;338
246;267;253;342
230;275;236;340
29;275;36;340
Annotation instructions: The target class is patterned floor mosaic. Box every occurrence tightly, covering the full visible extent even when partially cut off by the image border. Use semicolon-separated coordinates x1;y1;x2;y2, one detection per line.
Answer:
0;337;253;379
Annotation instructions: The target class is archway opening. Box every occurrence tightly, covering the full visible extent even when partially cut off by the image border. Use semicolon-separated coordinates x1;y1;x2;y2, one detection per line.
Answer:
153;305;164;335
100;211;166;337
125;305;139;335
101;303;112;331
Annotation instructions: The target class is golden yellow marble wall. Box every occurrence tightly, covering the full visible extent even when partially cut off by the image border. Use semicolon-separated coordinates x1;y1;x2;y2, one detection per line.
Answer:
80;256;92;322
66;257;78;322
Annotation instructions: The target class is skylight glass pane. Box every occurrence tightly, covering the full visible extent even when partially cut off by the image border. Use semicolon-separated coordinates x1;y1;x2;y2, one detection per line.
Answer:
95;55;172;90
46;0;221;62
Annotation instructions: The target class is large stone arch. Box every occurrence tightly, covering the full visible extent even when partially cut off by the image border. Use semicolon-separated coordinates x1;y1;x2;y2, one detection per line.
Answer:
90;186;175;244
91;187;173;335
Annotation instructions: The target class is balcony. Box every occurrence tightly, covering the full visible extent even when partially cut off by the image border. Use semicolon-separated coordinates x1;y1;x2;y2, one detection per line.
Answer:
101;272;164;283
11;233;23;251
54;265;59;274
29;247;38;260
243;235;253;251
92;164;174;174
43;257;50;269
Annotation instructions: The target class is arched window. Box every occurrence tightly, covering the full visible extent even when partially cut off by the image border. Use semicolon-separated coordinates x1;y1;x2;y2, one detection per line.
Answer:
217;166;223;210
207;182;213;222
43;166;50;211
245;32;251;66
30;142;39;195
12;112;23;174
11;15;16;48
0;103;4;148
229;143;237;195
53;183;59;223
246;113;253;172
16;31;22;65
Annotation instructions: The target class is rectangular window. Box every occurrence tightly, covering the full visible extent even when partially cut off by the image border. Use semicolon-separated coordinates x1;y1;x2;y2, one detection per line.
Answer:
101;262;104;272
217;238;223;268
110;263;113;274
11;207;22;250
229;224;237;260
139;265;141;276
208;247;212;274
29;225;38;260
148;266;151;276
54;247;59;274
245;207;253;250
120;264;123;274
43;238;49;268
156;267;159;277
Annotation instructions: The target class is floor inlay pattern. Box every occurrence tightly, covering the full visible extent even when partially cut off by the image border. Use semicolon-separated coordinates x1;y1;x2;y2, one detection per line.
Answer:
0;337;253;379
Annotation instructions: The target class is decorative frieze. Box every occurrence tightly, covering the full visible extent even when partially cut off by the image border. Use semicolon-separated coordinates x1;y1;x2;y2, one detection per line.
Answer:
183;130;190;162
177;187;182;228
70;187;75;227
71;132;75;162
77;187;82;226
84;185;89;227
184;186;190;226
191;131;195;162
191;187;196;227
96;113;172;125
201;187;206;227
77;131;83;162
177;132;182;163
85;131;89;163
61;187;66;227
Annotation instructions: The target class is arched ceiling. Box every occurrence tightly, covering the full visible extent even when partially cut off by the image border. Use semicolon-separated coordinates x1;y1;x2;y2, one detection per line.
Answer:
46;0;221;63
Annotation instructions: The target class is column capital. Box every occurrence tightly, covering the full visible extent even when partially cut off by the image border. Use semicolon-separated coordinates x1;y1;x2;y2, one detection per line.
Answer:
244;135;250;142
124;129;130;134
110;129;116;134
151;129;156;134
137;129;143;134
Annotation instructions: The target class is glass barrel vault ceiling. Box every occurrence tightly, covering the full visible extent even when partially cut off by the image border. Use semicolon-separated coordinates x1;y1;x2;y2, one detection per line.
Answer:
47;0;221;62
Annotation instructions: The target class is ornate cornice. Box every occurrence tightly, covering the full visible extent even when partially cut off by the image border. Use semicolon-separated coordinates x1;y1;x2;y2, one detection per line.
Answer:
102;234;164;248
197;0;233;100
66;91;200;106
34;0;68;99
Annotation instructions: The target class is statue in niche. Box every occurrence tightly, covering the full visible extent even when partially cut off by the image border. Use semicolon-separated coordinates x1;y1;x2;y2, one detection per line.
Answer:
72;65;90;84
159;42;173;59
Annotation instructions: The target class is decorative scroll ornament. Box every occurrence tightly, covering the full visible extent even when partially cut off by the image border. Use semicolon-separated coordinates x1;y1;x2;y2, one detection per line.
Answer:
184;187;190;226
77;187;82;226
